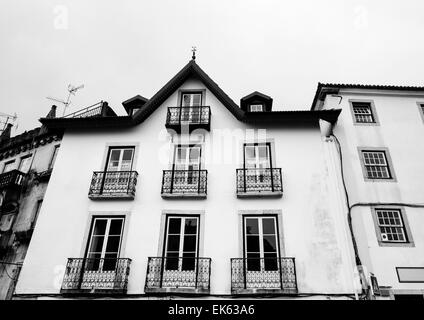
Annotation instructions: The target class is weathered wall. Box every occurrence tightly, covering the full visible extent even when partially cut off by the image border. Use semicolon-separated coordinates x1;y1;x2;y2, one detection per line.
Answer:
321;90;424;293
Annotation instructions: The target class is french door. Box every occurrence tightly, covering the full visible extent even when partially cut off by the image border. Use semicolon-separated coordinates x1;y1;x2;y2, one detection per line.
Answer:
173;145;201;188
106;148;134;172
181;92;202;123
102;148;134;191
85;217;124;272
244;143;272;185
244;216;280;272
162;216;199;287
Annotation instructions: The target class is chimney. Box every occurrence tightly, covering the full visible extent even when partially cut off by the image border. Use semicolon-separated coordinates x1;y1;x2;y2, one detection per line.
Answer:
46;105;57;119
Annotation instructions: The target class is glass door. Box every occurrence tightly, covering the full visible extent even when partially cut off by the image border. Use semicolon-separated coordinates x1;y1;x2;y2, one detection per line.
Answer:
244;143;271;187
173;145;201;191
163;216;199;287
244;216;281;288
103;148;134;192
181;92;202;123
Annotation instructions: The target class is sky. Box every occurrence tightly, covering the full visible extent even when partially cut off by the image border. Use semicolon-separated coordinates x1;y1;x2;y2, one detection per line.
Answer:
1;0;423;135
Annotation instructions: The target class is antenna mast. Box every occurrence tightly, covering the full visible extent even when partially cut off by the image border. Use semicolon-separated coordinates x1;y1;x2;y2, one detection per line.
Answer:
46;83;84;116
0;112;18;133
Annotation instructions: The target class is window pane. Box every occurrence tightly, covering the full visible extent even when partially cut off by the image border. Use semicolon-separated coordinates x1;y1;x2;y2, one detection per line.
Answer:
192;94;201;106
88;236;104;253
93;220;107;235
103;253;118;271
166;235;180;251
246;235;260;252
109;219;123;235
264;252;278;271
182;252;196;271
184;218;198;234
244;146;255;161
246;253;261;271
165;252;179;270
262;218;275;235
105;235;121;253
183;235;197;252
263;235;277;252
245;218;259;234
168;218;181;234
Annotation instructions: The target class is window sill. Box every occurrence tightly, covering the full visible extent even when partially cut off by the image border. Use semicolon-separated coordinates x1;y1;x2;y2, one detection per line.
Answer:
88;193;135;200
231;288;297;295
237;191;283;198
161;193;207;199
144;287;210;295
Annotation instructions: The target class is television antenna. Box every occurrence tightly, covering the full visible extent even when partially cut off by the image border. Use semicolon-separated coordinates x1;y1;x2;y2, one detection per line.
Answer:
0;112;18;133
46;84;84;116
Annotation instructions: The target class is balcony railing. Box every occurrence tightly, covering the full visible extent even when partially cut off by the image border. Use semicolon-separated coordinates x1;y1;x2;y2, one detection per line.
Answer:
231;257;297;294
63;101;117;119
161;170;207;198
61;258;131;294
88;171;138;200
165;106;211;132
145;257;211;293
0;170;26;190
236;168;283;197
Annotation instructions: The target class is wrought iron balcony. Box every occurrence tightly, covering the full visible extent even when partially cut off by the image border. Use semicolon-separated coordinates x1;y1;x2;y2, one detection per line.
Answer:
61;258;131;294
161;170;207;198
236;168;283;197
0;170;26;190
165;106;211;132
145;257;211;294
231;257;297;294
88;171;138;200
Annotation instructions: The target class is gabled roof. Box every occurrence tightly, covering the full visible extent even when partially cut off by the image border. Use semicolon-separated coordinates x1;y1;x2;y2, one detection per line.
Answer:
311;82;424;110
132;59;244;124
39;60;341;129
241;91;272;101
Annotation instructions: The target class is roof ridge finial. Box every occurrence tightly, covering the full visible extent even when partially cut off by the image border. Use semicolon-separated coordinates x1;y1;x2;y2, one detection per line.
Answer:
191;46;197;60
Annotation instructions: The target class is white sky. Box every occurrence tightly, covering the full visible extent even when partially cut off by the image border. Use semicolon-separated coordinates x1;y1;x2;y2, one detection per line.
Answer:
1;0;423;135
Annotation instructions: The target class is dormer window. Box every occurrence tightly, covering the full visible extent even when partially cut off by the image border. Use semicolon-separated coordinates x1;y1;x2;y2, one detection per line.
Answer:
249;104;264;112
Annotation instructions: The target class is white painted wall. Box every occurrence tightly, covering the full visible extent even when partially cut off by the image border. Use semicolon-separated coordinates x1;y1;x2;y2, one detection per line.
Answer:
321;90;424;293
16;77;356;297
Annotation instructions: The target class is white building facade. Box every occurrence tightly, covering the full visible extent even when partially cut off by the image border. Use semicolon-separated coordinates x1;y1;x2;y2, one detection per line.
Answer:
312;84;424;300
14;59;362;299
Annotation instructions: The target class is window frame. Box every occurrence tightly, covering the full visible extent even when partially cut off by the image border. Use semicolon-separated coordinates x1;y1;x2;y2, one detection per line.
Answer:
349;99;380;126
49;145;60;169
104;146;135;172
177;89;206;107
83;215;126;270
162;214;200;271
243;142;272;169
371;207;414;247
18;154;33;173
2;160;15;173
249;104;264;112
358;147;397;182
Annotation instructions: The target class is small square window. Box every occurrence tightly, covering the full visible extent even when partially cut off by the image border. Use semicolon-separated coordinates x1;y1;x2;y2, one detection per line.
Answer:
361;150;392;179
352;102;375;123
249;104;263;112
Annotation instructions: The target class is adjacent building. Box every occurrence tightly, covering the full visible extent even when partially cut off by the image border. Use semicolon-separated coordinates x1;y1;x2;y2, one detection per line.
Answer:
0;115;62;299
13;58;361;299
312;84;424;300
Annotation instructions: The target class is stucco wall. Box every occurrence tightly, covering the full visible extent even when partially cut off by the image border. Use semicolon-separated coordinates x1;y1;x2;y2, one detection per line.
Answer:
16;78;356;296
322;91;424;292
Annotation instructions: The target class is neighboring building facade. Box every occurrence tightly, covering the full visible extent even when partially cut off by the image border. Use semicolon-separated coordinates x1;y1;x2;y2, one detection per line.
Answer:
13;59;362;299
0;120;62;299
312;84;424;300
